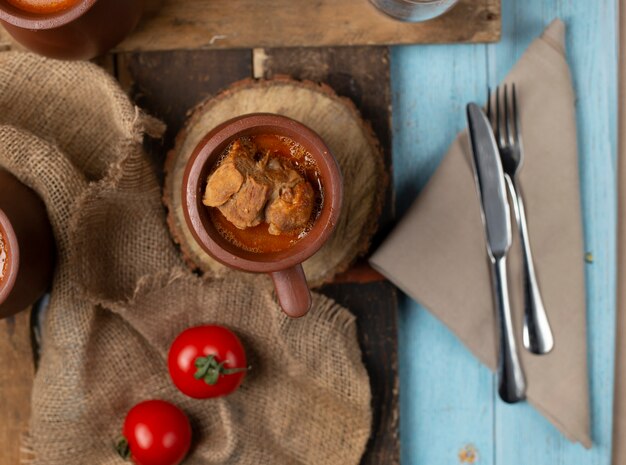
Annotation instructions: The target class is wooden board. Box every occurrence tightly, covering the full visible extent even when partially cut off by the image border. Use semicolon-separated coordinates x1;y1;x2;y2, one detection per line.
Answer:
613;0;626;463
0;0;500;52
320;282;399;465
116;46;399;464
0;310;35;465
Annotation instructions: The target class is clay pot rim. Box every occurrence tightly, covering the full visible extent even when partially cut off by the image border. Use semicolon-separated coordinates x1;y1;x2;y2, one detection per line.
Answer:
0;209;19;306
0;0;97;30
182;113;343;274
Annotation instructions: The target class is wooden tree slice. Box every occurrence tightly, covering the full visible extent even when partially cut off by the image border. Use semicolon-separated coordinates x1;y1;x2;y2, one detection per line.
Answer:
164;77;386;286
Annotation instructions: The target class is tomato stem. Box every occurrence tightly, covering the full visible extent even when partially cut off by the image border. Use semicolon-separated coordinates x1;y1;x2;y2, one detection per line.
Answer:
194;355;248;385
115;437;131;461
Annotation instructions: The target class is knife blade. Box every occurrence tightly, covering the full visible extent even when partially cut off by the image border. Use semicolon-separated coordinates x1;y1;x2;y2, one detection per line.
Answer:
467;102;526;403
466;103;511;259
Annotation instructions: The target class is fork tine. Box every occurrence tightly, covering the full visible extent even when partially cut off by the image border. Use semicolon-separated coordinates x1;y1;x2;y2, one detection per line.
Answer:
504;83;516;148
495;86;506;149
495;85;501;148
511;83;520;145
486;86;492;122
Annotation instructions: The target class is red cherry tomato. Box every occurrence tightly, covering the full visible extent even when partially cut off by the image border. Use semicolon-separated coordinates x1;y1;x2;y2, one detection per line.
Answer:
118;400;191;465
168;325;247;399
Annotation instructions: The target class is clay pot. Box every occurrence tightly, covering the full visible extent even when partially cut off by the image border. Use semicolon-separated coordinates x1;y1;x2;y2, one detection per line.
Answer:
0;0;143;60
183;114;343;318
0;169;55;318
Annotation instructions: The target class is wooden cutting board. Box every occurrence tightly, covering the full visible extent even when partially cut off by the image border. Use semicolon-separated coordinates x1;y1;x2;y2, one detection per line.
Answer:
116;46;400;463
0;0;500;52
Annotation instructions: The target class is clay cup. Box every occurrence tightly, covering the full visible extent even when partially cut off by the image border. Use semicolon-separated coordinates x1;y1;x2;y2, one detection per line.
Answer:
0;0;143;60
182;114;343;318
0;169;55;318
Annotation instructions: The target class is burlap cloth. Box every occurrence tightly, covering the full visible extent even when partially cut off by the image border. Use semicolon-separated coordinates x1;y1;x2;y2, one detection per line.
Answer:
0;52;371;465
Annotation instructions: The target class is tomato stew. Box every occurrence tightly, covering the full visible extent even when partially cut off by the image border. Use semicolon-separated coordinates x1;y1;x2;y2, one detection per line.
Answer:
6;0;80;14
209;134;323;254
0;231;6;281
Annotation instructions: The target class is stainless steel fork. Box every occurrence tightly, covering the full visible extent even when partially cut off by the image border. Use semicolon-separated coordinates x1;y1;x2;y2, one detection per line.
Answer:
487;84;554;355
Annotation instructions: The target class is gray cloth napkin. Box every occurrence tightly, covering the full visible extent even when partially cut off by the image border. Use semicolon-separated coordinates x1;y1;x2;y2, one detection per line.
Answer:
370;20;590;447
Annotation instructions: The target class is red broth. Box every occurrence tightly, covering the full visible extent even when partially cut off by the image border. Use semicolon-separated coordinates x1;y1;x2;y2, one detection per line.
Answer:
6;0;80;14
209;134;323;254
0;232;6;281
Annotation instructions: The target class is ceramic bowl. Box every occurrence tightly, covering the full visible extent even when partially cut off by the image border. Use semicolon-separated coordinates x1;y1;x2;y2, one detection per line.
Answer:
182;113;343;318
0;0;143;60
0;169;55;318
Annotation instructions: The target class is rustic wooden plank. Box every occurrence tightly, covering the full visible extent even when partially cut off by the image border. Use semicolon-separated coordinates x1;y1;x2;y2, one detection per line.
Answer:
0;310;35;465
333;260;386;284
319;282;399;465
119;0;499;51
0;0;500;52
116;49;253;167
117;46;399;463
613;1;626;463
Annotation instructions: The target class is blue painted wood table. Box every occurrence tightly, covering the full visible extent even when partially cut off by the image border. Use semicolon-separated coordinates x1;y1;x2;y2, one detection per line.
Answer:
391;0;617;463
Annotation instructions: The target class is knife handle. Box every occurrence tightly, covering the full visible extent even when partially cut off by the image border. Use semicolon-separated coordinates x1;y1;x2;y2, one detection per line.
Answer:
492;256;527;403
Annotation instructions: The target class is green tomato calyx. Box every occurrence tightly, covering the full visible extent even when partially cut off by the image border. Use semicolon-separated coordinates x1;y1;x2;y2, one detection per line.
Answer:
194;355;247;385
115;437;131;461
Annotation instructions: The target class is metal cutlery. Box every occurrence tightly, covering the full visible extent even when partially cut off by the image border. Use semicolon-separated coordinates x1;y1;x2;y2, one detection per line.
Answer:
487;84;554;355
467;103;527;404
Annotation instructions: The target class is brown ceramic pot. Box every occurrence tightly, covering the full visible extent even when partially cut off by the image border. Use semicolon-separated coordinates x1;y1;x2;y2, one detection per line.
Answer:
182;114;343;318
0;169;55;318
0;0;143;60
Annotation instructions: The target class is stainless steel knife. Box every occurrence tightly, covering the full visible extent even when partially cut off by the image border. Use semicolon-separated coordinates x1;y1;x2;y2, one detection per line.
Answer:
467;102;527;404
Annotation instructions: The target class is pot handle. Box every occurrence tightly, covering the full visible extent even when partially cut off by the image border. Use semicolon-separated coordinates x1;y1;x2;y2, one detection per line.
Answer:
270;265;312;318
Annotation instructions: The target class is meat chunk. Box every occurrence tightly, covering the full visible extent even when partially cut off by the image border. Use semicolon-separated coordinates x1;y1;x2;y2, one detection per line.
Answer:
202;162;243;207
263;157;315;234
266;181;315;235
203;138;315;233
219;175;270;229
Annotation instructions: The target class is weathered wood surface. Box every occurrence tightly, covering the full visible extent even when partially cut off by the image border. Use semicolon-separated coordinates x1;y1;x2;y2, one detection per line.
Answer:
0;0;500;52
0;310;34;465
392;0;618;463
320;282;399;465
117;46;399;464
613;1;626;463
117;49;253;157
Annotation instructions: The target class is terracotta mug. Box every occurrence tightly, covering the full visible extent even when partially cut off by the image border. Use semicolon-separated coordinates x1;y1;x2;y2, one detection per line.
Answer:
0;0;143;60
0;169;55;318
182;114;343;318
